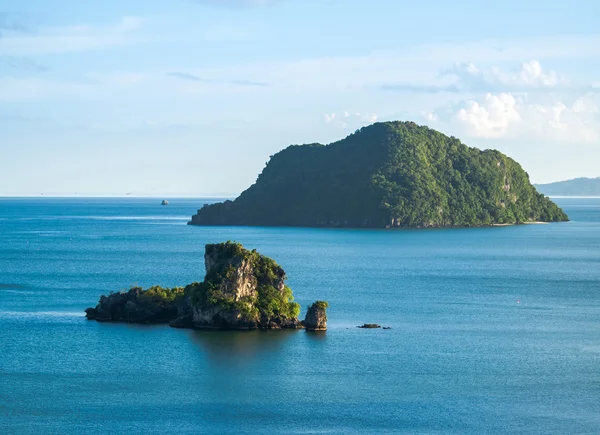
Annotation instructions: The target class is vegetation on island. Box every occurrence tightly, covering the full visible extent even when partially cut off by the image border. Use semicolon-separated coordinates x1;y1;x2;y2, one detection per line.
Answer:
186;241;300;324
136;285;185;306
310;301;330;310
86;242;308;329
85;285;184;323
189;121;568;228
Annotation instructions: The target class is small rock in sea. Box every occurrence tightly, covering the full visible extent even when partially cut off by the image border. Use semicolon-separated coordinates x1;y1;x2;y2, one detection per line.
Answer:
357;323;381;329
382;327;391;330
161;200;169;205
303;301;329;331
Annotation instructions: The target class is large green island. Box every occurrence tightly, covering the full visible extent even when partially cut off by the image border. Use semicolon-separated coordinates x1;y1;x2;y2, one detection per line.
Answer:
189;121;568;228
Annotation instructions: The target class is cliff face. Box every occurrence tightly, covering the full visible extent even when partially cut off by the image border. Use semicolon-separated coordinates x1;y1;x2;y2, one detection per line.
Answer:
189;121;568;228
180;242;302;329
303;301;328;331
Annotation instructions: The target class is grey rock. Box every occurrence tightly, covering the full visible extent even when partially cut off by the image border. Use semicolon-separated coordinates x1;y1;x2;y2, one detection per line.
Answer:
357;324;381;329
304;301;328;331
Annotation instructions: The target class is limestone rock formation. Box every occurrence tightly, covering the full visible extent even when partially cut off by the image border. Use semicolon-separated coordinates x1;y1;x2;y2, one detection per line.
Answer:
85;242;308;331
303;301;329;331
176;242;303;330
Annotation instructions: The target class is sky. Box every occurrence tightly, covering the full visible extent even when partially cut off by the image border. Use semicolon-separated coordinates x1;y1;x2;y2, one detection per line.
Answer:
1;0;599;196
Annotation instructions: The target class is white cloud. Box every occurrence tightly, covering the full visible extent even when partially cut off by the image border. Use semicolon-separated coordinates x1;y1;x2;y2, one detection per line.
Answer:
366;113;379;123
2;30;597;101
518;60;560;86
527;95;599;142
452;93;599;142
169;36;597;96
324;113;336;124
422;111;438;122
450;60;565;90
1;26;598;151
324;112;348;128
323;111;378;129
456;93;521;138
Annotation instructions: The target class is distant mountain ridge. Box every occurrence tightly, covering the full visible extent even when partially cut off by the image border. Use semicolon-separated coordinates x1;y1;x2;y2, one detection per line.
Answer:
189;121;568;228
535;178;600;197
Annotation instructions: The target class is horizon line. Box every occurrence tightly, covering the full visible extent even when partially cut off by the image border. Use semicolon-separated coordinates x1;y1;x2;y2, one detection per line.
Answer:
0;194;239;199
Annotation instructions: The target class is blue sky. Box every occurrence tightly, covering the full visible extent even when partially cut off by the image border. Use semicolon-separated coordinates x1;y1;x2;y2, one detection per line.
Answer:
1;0;599;196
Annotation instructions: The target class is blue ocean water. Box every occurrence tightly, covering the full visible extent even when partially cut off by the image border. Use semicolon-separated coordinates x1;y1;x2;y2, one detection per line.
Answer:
1;197;599;434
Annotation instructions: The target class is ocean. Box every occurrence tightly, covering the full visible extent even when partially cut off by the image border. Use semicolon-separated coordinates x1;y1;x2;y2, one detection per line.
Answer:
1;197;599;434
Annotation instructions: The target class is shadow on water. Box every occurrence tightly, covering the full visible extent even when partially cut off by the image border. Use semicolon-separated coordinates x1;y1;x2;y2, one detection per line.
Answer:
304;330;327;342
189;329;299;366
187;329;329;404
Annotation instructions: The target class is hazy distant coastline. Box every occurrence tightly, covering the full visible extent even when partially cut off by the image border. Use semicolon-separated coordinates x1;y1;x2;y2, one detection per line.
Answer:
535;178;600;197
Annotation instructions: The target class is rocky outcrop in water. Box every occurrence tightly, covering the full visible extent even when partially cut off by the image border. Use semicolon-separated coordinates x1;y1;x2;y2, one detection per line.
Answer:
85;286;183;323
303;301;328;331
176;242;303;330
86;242;318;331
357;323;381;329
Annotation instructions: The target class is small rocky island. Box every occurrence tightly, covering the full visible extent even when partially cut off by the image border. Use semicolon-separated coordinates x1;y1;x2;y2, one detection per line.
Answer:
85;241;327;331
304;301;329;331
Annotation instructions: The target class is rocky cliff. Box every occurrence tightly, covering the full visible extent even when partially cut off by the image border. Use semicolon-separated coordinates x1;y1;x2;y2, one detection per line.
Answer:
303;301;328;331
175;241;303;329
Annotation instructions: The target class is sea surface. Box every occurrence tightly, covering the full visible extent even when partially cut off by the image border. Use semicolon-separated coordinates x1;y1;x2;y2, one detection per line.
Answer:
1;197;599;434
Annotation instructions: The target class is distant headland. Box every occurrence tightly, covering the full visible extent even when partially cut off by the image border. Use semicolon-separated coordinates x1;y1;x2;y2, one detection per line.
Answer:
85;242;328;331
188;121;568;228
535;177;600;197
